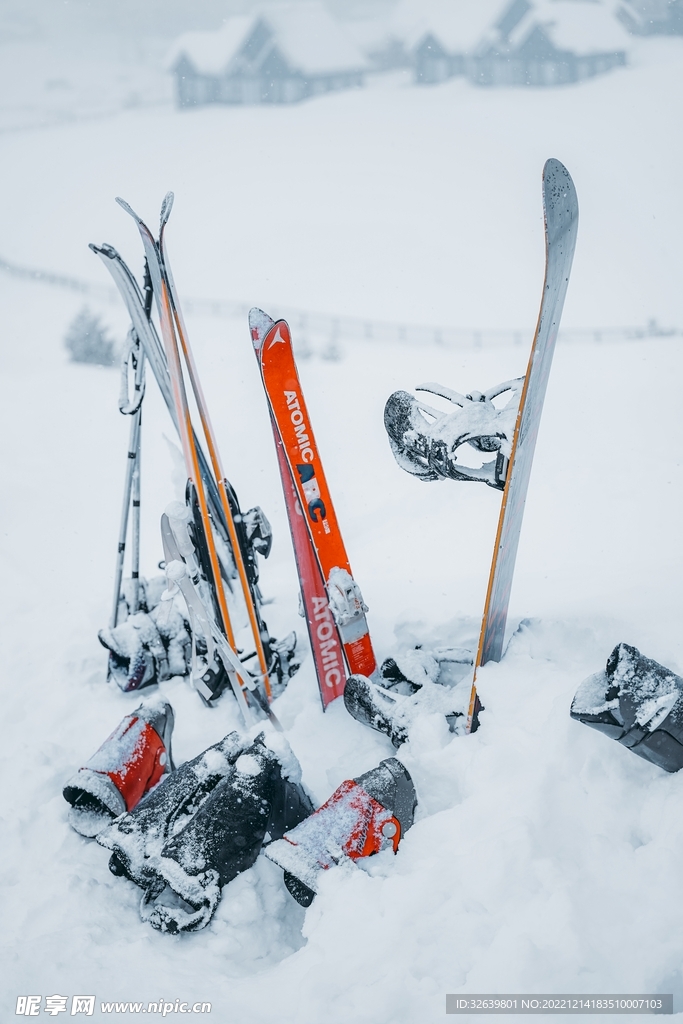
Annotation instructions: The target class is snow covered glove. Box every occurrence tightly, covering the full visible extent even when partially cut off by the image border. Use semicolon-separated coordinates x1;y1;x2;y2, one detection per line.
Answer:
98;601;191;692
98;733;314;933
384;379;522;489
63;697;175;837
571;643;683;773
265;757;417;907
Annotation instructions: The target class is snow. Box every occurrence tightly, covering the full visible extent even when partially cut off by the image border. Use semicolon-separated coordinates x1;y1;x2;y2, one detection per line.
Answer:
1;23;683;1024
571;670;615;716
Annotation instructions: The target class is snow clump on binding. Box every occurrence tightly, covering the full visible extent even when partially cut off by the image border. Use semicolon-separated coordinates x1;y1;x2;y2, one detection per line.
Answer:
98;732;314;933
384;379;522;490
571;643;683;772
63;697;175;837
265;758;417;906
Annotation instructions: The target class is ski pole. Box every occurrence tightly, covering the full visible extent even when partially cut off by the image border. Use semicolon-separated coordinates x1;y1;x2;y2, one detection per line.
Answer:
111;331;146;628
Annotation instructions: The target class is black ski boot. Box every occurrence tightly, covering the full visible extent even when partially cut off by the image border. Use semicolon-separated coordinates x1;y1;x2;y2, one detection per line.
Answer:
344;671;479;748
99;733;314;932
265;758;417;905
571;643;683;772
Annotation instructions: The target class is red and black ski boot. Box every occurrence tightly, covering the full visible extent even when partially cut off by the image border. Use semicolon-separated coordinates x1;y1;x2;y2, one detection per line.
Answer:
265;757;417;906
63;697;175;837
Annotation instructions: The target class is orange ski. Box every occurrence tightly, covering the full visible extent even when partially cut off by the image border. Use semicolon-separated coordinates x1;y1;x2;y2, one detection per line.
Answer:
251;310;378;684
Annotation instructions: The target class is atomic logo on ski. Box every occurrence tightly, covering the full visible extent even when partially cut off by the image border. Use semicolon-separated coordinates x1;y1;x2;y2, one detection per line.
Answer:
283;389;330;529
310;596;344;691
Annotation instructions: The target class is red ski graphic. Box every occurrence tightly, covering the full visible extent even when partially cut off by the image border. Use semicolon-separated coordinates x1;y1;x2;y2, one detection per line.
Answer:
273;428;346;708
250;310;378;689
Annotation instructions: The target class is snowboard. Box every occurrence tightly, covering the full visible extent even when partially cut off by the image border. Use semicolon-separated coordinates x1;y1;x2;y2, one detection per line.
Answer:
467;158;579;730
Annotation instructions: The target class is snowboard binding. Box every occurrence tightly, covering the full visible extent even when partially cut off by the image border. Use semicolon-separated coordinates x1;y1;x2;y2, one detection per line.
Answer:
384;379;523;490
571;643;683;773
63;698;175;837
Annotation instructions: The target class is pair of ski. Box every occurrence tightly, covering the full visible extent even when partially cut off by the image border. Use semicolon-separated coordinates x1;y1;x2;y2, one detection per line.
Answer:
252;159;578;733
92;199;284;727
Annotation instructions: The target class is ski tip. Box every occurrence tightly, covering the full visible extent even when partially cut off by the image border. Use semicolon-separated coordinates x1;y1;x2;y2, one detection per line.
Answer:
541;159;578;244
160;192;174;229
115;196;140;222
248;307;276;350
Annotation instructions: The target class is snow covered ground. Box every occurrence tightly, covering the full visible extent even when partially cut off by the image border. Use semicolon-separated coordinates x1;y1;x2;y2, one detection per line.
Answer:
1;31;683;1024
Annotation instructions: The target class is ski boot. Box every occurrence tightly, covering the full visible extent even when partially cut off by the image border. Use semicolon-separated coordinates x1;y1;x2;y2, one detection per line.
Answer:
344;641;479;747
265;757;417;906
571;643;683;772
384;379;522;490
98;597;192;692
379;645;473;696
63;697;175;837
98;733;314;933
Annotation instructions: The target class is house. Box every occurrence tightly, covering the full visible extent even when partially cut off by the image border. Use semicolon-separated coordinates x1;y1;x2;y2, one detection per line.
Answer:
168;4;368;107
396;0;629;87
618;0;683;34
393;0;505;83
473;0;629;86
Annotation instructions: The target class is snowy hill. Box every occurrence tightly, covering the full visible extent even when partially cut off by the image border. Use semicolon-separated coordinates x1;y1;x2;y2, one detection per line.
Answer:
1;25;683;1024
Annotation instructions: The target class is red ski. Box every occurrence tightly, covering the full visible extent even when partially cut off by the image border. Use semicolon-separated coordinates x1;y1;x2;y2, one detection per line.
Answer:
250;309;378;700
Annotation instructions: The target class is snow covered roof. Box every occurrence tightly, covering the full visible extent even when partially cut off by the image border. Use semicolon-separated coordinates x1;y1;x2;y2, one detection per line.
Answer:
167;17;255;75
393;0;629;56
168;4;367;78
392;0;514;53
507;1;631;54
264;5;367;74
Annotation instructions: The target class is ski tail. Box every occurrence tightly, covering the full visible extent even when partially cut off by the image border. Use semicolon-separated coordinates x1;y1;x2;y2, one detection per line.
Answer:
467;158;579;732
274;413;346;709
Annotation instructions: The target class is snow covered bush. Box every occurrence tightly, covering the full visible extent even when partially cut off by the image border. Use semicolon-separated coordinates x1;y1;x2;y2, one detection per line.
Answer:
64;306;116;365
